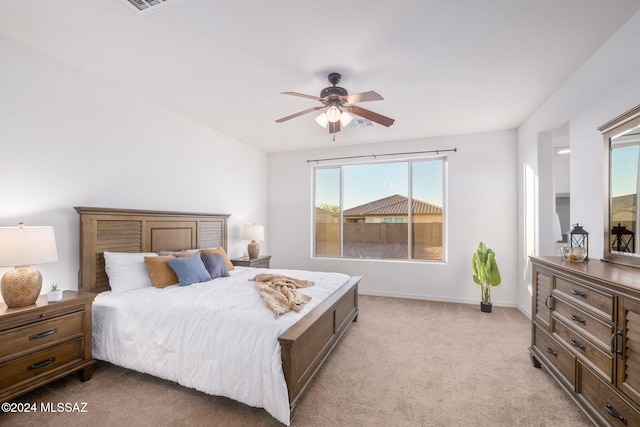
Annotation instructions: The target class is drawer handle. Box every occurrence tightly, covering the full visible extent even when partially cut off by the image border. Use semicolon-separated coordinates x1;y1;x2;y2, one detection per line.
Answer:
611;329;623;356
605;402;627;424
570;288;587;298
570;338;585;350
27;357;55;371
544;294;552;310
29;328;58;340
570;313;586;325
546;346;558;356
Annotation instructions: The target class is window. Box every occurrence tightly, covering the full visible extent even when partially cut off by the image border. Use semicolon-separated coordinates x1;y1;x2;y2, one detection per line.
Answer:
313;158;445;261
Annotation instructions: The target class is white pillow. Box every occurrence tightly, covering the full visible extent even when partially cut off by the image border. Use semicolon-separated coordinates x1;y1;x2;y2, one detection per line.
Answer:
104;252;158;293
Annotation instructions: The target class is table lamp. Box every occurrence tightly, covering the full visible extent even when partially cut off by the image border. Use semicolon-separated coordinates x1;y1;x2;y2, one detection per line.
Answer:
241;224;264;259
0;223;58;308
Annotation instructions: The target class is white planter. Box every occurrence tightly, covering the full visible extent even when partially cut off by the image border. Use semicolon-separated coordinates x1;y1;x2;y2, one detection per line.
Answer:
47;290;63;303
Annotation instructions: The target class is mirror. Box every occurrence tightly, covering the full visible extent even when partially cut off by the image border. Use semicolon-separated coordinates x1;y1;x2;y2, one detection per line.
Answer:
601;105;640;267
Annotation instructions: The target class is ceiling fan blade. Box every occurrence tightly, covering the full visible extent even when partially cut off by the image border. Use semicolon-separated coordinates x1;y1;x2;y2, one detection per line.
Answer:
275;106;324;123
347;105;395;127
341;91;384;104
328;121;341;134
281;92;327;102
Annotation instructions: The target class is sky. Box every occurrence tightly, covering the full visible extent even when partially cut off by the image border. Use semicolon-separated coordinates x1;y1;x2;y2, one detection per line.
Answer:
611;123;640;197
611;145;639;197
315;159;443;210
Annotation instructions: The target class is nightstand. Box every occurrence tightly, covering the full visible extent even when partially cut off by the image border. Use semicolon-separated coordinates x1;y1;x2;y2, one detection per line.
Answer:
0;291;96;402
231;255;271;268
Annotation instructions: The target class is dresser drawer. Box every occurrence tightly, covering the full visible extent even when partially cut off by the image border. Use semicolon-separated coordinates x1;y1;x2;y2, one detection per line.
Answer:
534;324;576;387
0;339;83;391
580;364;640;427
555;277;613;321
0;312;84;360
554;297;614;348
554;320;613;381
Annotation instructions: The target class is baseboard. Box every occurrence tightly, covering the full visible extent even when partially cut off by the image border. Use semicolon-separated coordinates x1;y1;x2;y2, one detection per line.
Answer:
356;289;518;308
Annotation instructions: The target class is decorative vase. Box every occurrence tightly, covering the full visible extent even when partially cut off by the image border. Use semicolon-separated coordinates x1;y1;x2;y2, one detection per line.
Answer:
47;290;63;303
480;301;492;313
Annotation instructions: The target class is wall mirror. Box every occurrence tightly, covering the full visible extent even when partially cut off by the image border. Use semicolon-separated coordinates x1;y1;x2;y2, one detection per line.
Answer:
600;104;640;267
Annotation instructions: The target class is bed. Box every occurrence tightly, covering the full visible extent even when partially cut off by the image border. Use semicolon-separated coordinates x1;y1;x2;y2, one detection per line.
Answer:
74;207;360;425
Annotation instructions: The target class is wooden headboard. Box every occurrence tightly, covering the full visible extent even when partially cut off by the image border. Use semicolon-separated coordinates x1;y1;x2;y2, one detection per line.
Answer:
75;207;230;293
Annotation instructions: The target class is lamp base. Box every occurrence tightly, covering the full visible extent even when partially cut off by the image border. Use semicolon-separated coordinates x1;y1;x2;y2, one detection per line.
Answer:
1;266;42;308
247;241;260;259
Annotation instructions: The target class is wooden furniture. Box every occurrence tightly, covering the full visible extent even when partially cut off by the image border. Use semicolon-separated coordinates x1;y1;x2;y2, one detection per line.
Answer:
75;207;359;416
0;291;95;402
529;256;640;426
76;207;229;293
231;255;271;268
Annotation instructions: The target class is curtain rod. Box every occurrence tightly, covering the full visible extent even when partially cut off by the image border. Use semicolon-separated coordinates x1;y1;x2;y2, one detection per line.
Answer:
306;148;457;163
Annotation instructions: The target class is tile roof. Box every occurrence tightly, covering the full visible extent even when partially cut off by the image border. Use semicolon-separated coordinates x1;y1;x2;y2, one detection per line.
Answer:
343;194;442;216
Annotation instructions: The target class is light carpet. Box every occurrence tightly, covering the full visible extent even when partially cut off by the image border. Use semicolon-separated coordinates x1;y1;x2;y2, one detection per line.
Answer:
1;295;591;426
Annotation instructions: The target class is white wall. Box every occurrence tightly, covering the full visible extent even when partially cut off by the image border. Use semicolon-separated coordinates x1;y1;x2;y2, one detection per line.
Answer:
0;35;269;298
517;10;640;315
269;130;518;307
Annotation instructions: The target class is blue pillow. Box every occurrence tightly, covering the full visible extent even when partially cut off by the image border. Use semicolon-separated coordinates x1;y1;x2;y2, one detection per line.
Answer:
166;255;212;286
200;253;230;279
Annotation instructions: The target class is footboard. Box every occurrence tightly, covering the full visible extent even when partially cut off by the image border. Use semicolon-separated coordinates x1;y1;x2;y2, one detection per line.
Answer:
278;276;360;413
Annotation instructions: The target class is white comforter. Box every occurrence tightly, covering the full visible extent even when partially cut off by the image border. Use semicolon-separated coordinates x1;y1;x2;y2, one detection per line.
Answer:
92;267;350;425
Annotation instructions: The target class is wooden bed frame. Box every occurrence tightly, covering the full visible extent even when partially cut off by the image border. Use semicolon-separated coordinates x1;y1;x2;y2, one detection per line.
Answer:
75;206;359;416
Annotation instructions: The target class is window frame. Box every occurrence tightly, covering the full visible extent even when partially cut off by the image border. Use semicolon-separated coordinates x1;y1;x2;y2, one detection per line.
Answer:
312;156;447;262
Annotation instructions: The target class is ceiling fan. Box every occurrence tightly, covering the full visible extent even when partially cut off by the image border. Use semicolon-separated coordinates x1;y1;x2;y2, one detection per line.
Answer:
275;73;395;134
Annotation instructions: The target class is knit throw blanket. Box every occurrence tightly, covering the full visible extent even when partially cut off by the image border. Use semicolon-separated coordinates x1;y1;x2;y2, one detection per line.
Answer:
253;273;315;318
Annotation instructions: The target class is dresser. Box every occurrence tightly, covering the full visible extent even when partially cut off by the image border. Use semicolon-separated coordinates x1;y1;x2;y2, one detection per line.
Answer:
530;256;640;426
0;291;96;402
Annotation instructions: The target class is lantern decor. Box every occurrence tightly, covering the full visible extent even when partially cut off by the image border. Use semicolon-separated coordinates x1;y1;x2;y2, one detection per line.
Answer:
612;223;635;253
568;223;589;261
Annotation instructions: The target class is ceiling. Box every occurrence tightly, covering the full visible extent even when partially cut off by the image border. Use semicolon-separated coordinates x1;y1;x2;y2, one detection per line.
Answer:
0;1;639;153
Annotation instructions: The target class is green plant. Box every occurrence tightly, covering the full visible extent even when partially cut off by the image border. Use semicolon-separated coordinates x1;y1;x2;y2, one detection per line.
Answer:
49;282;60;291
471;242;501;304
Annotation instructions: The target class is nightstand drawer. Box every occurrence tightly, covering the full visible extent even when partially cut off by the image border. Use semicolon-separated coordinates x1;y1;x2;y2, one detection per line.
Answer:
250;259;270;268
231;255;271;268
0;304;85;332
0;339;83;391
0;312;84;360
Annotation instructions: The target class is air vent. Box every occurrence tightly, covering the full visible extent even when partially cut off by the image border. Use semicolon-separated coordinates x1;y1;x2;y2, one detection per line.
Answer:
121;0;187;14
350;118;374;128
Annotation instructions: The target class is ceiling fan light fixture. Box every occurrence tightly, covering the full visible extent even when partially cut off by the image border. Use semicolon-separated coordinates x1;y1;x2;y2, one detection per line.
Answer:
326;106;342;123
340;111;354;127
276;72;395;134
315;112;329;128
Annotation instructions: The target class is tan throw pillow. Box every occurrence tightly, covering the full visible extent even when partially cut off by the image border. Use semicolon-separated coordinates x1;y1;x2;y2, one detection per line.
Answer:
200;247;234;271
144;255;178;288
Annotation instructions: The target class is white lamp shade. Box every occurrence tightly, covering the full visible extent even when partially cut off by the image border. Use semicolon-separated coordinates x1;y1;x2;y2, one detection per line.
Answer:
326;106;341;123
315;112;329;128
241;224;264;242
340;111;354;127
0;225;58;267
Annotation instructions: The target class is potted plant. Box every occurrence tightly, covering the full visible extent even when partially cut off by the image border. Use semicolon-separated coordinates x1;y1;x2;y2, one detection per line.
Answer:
47;282;63;303
471;242;501;313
